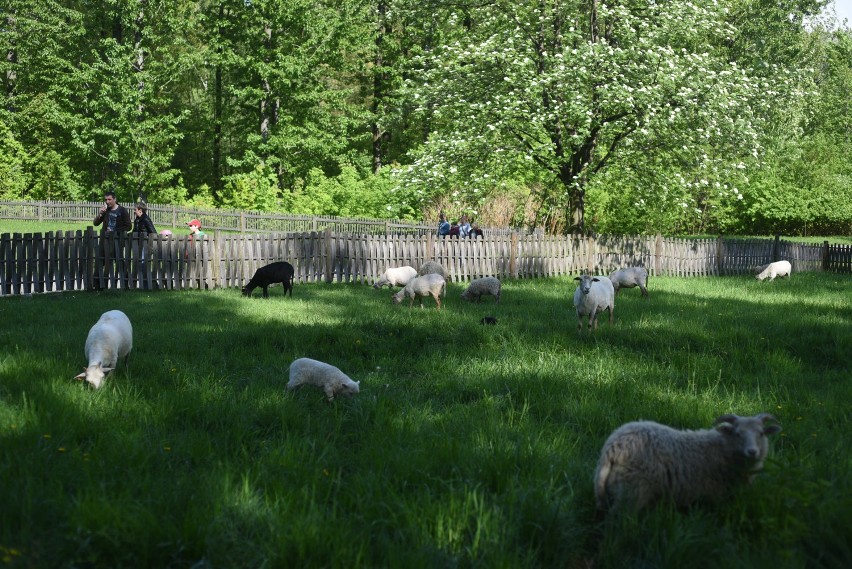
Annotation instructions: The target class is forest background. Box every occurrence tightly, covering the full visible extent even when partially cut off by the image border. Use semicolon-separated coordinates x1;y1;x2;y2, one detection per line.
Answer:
1;0;851;236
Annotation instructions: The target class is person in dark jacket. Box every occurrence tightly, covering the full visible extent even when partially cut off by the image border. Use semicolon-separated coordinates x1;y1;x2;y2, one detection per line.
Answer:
132;203;157;236
94;191;131;233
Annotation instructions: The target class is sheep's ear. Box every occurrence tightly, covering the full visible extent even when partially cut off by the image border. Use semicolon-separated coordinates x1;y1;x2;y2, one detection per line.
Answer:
714;414;739;425
101;367;114;373
74;372;86;381
764;425;782;435
716;422;735;434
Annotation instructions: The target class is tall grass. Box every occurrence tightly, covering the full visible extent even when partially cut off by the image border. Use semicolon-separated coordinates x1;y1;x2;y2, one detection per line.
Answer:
1;274;850;568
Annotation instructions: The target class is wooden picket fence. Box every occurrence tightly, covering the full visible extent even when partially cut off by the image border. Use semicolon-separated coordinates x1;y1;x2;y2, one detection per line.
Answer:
0;199;531;237
1;229;849;297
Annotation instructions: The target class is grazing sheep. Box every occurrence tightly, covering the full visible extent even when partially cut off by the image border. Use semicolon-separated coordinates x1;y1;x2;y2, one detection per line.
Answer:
392;273;446;309
756;260;792;281
480;316;498;325
573;275;615;332
609;267;649;297
460;277;501;304
417;261;448;279
287;358;360;402
594;413;782;513
74;310;133;389
373;266;418;289
242;261;294;298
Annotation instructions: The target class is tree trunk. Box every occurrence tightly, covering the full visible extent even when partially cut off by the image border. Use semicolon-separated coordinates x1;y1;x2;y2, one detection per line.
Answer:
371;0;387;173
5;12;16;108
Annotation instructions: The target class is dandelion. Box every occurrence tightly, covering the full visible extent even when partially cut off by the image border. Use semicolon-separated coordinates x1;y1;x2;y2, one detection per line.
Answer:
58;447;66;452
163;446;171;452
43;434;51;439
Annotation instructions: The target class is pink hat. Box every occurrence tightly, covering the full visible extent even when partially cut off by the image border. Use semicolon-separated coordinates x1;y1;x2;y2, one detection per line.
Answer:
187;219;201;228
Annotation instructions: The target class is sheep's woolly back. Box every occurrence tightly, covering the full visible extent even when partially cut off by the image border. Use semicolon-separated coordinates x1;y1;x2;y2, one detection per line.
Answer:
393;273;446;308
594;414;781;512
78;310;133;389
461;277;501;303
608;267;649;295
756;260;792;281
417;261;448;279
374;266;417;288
287;358;360;401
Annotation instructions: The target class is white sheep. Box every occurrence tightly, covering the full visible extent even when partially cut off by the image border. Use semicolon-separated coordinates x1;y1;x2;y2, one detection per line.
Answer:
74;310;133;389
373;265;418;289
573;275;615;332
392;273;446;309
287;358;360;402
756;260;792;281
609;267;649;297
417;261;448;279
594;413;782;513
460;276;501;304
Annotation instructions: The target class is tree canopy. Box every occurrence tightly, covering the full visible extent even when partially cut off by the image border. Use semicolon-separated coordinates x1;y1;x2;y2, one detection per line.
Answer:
1;0;849;234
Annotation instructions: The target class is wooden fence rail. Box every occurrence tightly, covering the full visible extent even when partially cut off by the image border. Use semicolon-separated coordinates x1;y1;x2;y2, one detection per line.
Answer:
1;230;848;297
0;199;536;237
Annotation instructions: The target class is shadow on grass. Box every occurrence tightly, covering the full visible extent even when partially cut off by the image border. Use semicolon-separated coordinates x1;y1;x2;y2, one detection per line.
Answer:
0;272;850;566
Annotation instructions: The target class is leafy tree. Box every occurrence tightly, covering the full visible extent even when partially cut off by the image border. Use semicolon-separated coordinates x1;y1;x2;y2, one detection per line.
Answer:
397;0;812;233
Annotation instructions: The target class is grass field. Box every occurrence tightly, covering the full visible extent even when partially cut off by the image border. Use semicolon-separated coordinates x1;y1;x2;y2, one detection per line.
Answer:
1;274;850;568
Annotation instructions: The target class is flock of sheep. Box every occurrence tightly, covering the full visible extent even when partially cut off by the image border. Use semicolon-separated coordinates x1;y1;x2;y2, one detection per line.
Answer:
74;256;790;517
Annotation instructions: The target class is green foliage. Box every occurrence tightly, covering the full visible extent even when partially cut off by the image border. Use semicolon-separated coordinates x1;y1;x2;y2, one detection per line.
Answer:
0;122;28;200
220;163;281;211
0;274;850;566
282;165;416;220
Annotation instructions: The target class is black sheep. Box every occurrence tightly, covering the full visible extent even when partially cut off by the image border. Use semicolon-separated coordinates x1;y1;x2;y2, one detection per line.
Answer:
242;261;294;298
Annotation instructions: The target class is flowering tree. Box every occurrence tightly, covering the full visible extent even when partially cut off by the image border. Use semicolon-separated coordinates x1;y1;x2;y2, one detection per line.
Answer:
398;0;805;233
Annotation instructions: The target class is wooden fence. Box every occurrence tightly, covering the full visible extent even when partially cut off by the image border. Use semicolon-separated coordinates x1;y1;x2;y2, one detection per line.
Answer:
1;230;849;296
0;199;533;237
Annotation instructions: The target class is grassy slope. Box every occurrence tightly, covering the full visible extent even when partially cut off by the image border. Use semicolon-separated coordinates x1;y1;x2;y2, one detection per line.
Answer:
0;274;850;568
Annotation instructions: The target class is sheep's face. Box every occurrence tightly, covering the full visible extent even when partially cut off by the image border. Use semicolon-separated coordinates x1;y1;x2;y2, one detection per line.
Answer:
715;414;782;467
574;275;599;295
392;292;404;304
74;363;112;389
339;380;360;397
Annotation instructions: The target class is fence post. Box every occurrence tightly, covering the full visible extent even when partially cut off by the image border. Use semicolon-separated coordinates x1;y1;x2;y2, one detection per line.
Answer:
822;240;830;272
586;234;596;274
772;234;780;262
509;232;518;278
38;203;43;222
324;227;334;283
716;235;725;276
427;232;434;261
172;205;177;229
385;220;390;235
655;233;663;276
85;227;96;290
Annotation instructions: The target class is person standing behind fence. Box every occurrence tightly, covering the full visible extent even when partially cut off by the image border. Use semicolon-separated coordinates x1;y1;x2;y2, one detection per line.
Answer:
438;211;450;236
459;214;471;238
132;203;157;289
94;191;131;234
133;203;156;236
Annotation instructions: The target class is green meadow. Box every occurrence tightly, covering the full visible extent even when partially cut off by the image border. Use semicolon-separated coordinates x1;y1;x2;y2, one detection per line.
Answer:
1;274;850;568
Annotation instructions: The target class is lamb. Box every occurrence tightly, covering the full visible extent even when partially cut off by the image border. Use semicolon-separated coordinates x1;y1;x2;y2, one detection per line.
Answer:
594;413;782;513
373;266;418;289
286;358;360;402
417;261;448;279
460;277;501;304
756;260;792;281
392;273;446;309
74;310;133;389
573;275;615;332
608;267;649;297
242;261;294;298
